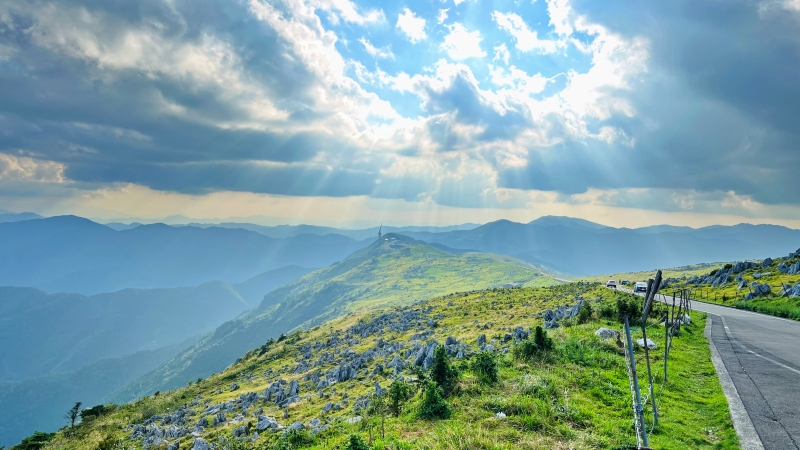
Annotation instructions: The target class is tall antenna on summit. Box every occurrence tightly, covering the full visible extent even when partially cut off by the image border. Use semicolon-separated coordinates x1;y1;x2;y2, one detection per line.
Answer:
377;224;382;241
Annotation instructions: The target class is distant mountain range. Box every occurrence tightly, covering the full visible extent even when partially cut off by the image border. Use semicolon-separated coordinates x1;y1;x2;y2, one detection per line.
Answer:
397;217;800;276
0;282;250;381
0;210;41;223
110;233;550;402
0;216;366;294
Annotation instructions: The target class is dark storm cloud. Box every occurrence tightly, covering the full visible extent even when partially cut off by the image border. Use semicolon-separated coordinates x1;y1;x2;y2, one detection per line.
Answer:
0;0;372;196
500;0;800;205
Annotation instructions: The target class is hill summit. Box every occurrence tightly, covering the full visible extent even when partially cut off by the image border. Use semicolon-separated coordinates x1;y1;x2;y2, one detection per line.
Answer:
110;235;553;402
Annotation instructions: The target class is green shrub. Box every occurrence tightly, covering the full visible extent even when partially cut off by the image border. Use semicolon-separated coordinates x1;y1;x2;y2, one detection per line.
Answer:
11;431;55;450
615;297;641;325
576;302;593;324
513;326;554;361
387;379;413;416
80;404;110;420
470;351;498;385
709;269;719;276
598;303;616;320
419;379;451;420
723;263;733;270
429;346;459;397
344;435;369;450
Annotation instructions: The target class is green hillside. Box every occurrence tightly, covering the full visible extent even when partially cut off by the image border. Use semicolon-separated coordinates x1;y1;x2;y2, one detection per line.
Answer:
110;234;556;402
663;248;800;319
576;262;724;284
34;283;736;449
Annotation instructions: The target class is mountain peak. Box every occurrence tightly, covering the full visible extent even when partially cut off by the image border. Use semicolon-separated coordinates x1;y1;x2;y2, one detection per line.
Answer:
528;216;608;229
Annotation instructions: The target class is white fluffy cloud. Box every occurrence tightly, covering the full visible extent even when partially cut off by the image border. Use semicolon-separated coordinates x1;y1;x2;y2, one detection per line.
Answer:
492;11;561;54
437;8;449;24
493;43;510;64
359;38;394;59
396;8;427;43
441;23;486;59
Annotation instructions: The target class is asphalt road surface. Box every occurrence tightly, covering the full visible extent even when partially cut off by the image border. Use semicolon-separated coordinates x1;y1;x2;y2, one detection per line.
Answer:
617;286;800;449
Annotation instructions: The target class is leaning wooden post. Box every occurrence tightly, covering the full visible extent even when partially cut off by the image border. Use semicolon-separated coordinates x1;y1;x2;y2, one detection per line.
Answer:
641;270;661;429
625;316;649;448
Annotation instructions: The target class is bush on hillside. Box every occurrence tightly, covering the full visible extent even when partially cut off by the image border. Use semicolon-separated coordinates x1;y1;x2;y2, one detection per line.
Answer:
418;379;451;420
344;435;370;450
470;351;498;385
80;404;112;420
11;432;55;450
513;326;554;361
387;379;413;416
429;346;459;397
576;302;594;324
616;297;642;325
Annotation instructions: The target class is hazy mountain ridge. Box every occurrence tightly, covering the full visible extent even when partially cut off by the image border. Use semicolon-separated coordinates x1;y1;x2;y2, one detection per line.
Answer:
399;217;800;275
0;339;197;446
0;282;249;381
110;234;553;402
0;216;367;294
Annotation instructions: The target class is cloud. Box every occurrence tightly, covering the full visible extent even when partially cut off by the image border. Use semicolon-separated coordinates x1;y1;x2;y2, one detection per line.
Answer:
441;23;486;59
359;38;394;59
1;0;800;225
396;8;427;43
493;43;510;64
492;11;561;54
437;9;449;24
0;153;65;183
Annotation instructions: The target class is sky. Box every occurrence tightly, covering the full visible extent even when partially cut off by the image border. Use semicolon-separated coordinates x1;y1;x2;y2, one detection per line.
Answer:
1;0;800;228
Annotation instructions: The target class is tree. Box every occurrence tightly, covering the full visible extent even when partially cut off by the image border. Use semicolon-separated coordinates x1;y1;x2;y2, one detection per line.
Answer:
429;346;459;397
419;379;451;420
65;401;82;428
387;379;412;416
576;302;593;324
11;431;55;450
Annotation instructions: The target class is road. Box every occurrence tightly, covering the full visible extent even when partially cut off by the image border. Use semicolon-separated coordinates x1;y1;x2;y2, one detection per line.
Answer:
618;286;800;449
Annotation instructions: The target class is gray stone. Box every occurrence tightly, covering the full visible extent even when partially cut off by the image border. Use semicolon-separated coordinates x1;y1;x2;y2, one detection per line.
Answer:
289;380;299;396
212;411;226;426
477;334;486;346
232;425;249;437
594;327;620;340
309;418;321;427
256;415;280;431
763;257;773;267
375;382;384;397
778;262;790;273
636;338;657;350
192;439;211;450
738;279;749;290
230;382;239;391
346;416;362;424
285;422;305;433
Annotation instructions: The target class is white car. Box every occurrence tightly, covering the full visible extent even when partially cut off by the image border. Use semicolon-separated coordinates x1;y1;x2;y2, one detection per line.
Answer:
634;282;648;293
606;279;617;288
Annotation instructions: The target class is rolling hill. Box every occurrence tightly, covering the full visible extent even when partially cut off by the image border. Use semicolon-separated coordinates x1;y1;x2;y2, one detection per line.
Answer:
110;234;554;402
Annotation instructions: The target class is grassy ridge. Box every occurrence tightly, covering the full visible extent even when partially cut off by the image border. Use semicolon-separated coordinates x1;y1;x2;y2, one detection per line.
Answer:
40;283;736;450
110;235;557;403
